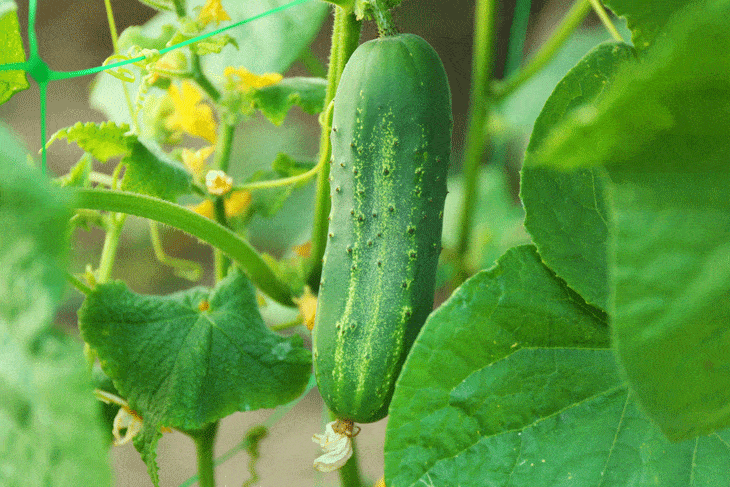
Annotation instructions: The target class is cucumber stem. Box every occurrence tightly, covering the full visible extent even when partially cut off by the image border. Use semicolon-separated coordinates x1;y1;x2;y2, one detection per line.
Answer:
372;0;398;37
307;7;362;291
455;0;497;281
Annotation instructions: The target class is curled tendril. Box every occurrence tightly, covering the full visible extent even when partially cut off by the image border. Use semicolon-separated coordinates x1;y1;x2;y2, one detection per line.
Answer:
101;54;137;83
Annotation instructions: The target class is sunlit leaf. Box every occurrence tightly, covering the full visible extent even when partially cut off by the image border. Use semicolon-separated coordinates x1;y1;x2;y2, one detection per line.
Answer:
48;121;192;201
0;1;29;106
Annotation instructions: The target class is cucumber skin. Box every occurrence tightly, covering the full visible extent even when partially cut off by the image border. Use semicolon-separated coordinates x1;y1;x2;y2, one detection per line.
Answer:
313;33;452;423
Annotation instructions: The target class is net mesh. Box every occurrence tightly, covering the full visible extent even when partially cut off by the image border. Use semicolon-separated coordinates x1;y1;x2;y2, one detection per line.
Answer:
0;0;313;172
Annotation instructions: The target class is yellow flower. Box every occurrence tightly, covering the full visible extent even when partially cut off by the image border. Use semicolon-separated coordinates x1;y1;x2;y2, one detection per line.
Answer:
224;190;252;217
293;241;312;258
198;0;231;27
294;287;317;331
181;146;215;177
189;190;251;220
166;81;218;144
224;66;282;93
205;169;233;196
95;390;144;446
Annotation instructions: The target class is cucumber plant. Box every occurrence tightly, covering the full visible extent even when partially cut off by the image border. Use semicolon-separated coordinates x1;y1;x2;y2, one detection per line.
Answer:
2;0;730;486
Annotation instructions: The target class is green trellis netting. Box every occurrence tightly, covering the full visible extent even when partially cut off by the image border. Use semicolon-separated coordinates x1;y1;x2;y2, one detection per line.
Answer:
0;0;312;172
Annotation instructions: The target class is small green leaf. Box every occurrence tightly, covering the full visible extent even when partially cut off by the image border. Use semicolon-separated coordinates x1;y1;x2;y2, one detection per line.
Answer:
521;42;634;310
118;23;177;53
48;121;192;201
78;269;311;484
0;1;29;106
47;121;134;162
54;153;93;188
120;138;192;201
250;77;327;126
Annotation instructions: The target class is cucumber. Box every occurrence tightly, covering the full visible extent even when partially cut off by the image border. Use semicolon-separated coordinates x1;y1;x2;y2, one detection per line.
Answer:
313;33;452;423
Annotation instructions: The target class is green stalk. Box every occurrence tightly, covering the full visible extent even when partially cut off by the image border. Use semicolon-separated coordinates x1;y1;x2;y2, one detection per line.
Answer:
193;421;219;487
454;0;497;279
492;0;592;100
212;122;236;280
338;438;366;487
306;6;361;291
372;0;398;36
97;214;127;283
213;197;231;281
72;188;294;306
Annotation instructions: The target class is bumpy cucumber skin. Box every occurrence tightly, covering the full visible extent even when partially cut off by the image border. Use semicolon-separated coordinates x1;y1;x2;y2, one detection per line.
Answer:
313;34;452;423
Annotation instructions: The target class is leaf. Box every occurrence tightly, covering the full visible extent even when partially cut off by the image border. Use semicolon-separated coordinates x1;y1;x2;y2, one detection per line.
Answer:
121;138;193;201
385;245;730;486
90;0;328;124
47;121;134;162
77;268;312;484
524;1;730;172
0;125;111;486
602;0;694;51
522;0;730;440
0;1;29;106
250;76;327;126
520;42;634;311
0;125;72;342
117;23;177;53
498;25;628;129
48;121;192;201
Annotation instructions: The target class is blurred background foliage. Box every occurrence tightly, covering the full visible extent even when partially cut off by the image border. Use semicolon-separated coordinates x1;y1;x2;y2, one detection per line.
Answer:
0;0;627;485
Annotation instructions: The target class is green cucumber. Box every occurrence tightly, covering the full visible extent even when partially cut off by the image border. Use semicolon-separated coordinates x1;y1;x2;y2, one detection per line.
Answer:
313;33;452;423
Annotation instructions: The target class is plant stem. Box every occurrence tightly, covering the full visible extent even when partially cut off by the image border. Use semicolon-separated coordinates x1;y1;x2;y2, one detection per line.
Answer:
454;0;497;280
372;0;398;36
66;272;92;295
97;213;127;283
491;0;592;100
193;421;219;487
214;122;236;173
306;7;361;291
72;188;295;306
589;0;624;42
338;437;366;487
213;197;231;281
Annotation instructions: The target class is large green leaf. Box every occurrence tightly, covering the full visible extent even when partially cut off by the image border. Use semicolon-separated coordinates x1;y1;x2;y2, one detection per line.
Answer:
48;121;192;201
523;0;730;439
602;0;693;51
90;0;328;124
0;125;111;486
77;268;312;485
0;1;29;106
385;245;730;486
524;0;730;172
520;42;634;311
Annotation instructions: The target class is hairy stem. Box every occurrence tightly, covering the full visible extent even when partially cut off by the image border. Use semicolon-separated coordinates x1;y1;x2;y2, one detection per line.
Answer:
193;421;219;487
307;7;361;291
97;213;127;283
72;188;294;306
372;0;398;36
454;0;497;280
